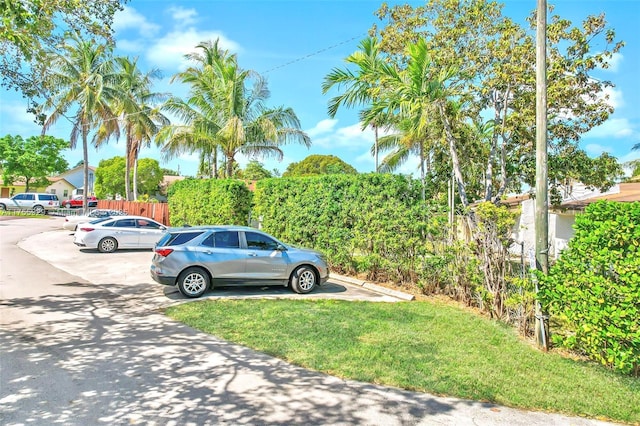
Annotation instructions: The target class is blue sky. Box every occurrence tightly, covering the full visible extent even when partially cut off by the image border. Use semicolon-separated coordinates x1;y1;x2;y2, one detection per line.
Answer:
1;0;639;178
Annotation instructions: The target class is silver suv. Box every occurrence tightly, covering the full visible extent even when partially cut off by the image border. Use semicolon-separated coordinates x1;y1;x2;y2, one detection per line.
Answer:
150;225;330;298
0;192;60;214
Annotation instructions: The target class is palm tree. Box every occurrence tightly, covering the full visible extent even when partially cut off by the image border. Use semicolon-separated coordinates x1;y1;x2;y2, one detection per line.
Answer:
111;57;169;200
42;33;121;211
159;39;310;178
363;38;469;206
322;37;392;172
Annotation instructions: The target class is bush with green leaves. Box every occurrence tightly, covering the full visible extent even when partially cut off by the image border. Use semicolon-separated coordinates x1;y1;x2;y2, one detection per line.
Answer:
167;178;252;226
539;201;640;376
253;174;464;287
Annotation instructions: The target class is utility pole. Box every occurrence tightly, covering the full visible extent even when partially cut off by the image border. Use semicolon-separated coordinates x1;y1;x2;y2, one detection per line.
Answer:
535;0;550;350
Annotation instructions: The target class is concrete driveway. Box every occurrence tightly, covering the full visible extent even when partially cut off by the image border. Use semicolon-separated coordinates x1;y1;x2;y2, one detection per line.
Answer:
16;217;404;306
1;216;615;425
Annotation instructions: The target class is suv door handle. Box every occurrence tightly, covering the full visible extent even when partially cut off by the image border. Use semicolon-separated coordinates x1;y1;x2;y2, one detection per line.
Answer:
247;252;258;257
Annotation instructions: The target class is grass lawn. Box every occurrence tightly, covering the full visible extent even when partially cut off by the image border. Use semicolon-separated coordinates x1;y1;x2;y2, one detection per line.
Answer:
166;298;640;424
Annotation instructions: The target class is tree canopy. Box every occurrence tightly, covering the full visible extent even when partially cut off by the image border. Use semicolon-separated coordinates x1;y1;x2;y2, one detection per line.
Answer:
94;156;162;199
0;0;127;102
328;0;626;205
0;135;68;192
283;155;358;177
241;160;274;180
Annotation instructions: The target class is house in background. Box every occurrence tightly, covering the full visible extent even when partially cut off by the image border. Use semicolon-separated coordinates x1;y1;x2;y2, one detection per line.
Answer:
505;182;640;260
0;180;48;198
46;165;96;201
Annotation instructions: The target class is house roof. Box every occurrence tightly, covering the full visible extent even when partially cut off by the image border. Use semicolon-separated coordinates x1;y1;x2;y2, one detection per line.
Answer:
56;165;97;178
559;182;640;210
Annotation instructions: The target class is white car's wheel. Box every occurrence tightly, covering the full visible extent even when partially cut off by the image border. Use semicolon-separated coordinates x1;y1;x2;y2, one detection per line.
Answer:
177;267;210;298
33;205;45;215
98;237;118;253
290;265;317;294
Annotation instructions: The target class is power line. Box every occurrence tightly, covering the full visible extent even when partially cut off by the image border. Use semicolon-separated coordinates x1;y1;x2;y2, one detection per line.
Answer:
262;33;367;74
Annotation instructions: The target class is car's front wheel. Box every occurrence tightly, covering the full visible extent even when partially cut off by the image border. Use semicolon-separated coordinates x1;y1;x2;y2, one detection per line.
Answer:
98;237;118;253
177;267;210;298
64;202;71;208
0;204;6;211
290;265;317;294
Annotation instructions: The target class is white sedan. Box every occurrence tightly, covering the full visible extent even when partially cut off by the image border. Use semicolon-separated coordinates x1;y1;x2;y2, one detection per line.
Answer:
73;215;168;253
63;209;126;231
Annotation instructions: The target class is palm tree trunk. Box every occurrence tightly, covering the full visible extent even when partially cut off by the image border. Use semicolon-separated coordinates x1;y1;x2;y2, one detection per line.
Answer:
213;148;218;178
374;125;379;173
419;141;426;201
133;156;139;200
82;122;90;214
438;102;469;209
125;131;132;201
226;154;234;178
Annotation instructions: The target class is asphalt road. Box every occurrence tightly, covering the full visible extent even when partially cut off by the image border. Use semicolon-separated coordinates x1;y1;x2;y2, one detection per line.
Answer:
0;217;615;425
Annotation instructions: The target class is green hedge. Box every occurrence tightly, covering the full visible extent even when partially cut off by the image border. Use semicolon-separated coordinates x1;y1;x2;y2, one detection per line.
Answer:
253;174;449;284
539;201;640;375
167;178;252;226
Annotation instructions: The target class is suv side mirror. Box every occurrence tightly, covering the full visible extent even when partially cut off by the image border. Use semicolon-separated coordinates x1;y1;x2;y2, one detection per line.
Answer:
276;244;287;251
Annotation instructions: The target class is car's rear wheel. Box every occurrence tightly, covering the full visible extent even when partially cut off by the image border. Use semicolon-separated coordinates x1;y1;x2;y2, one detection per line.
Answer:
0;204;6;211
290;265;317;294
177;267;210;298
64;202;71;208
98;237;118;253
33;205;45;215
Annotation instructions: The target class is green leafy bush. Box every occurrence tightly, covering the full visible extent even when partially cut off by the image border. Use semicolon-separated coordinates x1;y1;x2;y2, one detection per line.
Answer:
167;178;252;226
539;201;640;375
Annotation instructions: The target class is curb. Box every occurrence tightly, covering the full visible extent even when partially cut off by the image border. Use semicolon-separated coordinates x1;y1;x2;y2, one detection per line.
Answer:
329;273;415;301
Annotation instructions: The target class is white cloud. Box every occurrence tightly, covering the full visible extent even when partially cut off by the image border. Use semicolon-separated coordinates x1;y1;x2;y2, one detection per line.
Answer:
584;143;613;156
305;119;337;138
602;86;624;109
311;122;372;150
168;6;198;26
113;6;160;38
146;29;240;71
585;118;635;139
599;52;623;73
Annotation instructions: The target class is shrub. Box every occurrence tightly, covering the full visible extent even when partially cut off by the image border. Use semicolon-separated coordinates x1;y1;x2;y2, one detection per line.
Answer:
539;201;640;375
167;178;252;226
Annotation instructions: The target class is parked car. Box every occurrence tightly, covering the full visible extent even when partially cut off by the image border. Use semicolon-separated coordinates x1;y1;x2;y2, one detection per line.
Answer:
63;209;127;231
0;192;60;214
150;225;329;298
62;195;98;209
73;215;167;253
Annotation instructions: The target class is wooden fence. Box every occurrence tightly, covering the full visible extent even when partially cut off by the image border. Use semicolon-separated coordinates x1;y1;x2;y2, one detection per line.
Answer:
96;200;170;225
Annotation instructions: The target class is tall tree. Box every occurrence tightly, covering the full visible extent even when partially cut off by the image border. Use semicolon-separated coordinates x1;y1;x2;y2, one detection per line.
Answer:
373;0;624;201
283;155;357;177
0;135;69;192
363;39;469;205
1;0;127;103
159;39;311;178
110;57;169;200
322;37;392;172
41;33;122;211
94;156;162;199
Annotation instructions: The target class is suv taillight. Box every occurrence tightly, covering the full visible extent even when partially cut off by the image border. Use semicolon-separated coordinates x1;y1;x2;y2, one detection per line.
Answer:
155;248;173;257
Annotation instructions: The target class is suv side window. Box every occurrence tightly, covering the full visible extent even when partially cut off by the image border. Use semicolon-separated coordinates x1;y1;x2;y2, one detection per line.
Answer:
164;231;203;246
13;194;27;201
203;231;240;248
245;232;279;251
